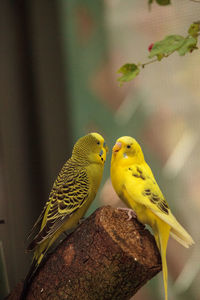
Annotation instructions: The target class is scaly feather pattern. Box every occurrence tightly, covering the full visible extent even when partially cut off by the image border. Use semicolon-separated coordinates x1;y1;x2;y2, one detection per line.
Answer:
20;132;108;300
111;136;194;300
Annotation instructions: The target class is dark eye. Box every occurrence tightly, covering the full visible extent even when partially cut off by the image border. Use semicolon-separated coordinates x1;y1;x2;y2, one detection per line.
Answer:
127;145;131;149
97;141;100;145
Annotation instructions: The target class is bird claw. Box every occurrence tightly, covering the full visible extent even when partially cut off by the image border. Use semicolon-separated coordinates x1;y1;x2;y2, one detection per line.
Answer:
117;207;137;221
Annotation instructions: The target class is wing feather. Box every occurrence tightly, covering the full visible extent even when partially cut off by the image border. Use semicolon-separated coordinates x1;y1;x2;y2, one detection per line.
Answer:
27;166;89;251
125;163;194;247
26;204;49;241
125;164;169;215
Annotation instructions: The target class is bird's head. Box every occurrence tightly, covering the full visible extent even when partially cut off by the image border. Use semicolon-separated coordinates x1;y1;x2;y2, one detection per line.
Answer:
111;136;144;165
72;132;108;165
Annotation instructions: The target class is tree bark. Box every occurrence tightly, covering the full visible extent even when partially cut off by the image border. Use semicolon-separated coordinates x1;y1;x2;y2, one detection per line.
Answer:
6;206;161;300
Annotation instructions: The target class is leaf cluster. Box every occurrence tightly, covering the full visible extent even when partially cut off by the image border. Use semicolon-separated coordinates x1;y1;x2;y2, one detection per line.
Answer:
117;22;200;84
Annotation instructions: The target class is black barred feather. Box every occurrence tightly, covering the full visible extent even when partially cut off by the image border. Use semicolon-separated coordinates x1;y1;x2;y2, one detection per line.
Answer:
26;204;48;241
27;163;89;251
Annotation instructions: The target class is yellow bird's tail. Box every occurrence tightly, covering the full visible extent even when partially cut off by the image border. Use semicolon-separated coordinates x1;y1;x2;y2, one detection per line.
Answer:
153;212;194;300
169;218;194;248
153;210;194;248
155;219;171;300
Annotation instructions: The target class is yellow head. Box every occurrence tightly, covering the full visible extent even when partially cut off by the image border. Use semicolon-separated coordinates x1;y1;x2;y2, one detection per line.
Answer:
111;136;144;166
72;132;108;165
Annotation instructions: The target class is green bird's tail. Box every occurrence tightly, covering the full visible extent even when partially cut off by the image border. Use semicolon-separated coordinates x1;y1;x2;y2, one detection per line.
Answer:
20;252;45;300
20;259;37;300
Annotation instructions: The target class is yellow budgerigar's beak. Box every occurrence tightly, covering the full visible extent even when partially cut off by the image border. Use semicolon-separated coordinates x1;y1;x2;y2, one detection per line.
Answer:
112;142;122;153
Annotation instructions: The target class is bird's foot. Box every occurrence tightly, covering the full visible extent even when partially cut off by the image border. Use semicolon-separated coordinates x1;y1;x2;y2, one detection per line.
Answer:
117;207;137;221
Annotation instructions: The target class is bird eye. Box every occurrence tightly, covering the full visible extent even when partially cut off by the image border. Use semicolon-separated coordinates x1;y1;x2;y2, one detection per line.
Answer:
127;145;131;149
97;141;100;145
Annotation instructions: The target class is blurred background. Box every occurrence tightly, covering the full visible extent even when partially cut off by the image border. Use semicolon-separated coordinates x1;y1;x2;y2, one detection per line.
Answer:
0;0;200;299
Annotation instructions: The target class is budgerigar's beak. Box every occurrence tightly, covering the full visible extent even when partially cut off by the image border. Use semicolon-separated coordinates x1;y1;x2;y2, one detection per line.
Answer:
113;142;122;153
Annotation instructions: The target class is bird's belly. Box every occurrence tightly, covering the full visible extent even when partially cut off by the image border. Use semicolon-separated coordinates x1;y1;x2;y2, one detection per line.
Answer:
60;201;90;233
122;187;156;228
135;204;157;229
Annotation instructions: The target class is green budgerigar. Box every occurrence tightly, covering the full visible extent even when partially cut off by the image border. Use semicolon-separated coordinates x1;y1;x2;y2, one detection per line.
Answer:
20;132;108;300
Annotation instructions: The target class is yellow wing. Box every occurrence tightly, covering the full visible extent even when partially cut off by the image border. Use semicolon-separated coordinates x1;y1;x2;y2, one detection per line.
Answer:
27;165;89;251
124;163;194;248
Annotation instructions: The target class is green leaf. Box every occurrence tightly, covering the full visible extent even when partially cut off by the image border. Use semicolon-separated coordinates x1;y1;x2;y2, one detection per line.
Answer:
148;35;185;59
117;63;140;84
178;36;198;56
188;22;200;38
156;0;171;5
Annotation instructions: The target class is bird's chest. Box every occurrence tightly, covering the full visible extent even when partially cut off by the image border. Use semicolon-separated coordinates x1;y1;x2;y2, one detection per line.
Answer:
119;184;138;210
111;169;125;196
112;171;132;209
122;186;156;227
87;164;103;194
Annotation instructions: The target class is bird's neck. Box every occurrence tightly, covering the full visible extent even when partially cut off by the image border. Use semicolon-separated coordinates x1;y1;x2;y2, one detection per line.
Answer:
112;154;144;168
71;155;90;166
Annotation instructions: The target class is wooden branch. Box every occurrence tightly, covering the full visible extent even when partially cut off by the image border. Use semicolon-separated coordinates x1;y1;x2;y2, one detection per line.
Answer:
6;206;161;300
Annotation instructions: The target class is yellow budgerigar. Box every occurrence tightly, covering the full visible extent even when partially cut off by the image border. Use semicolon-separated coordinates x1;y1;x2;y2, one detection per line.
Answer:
20;132;108;300
110;136;194;300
